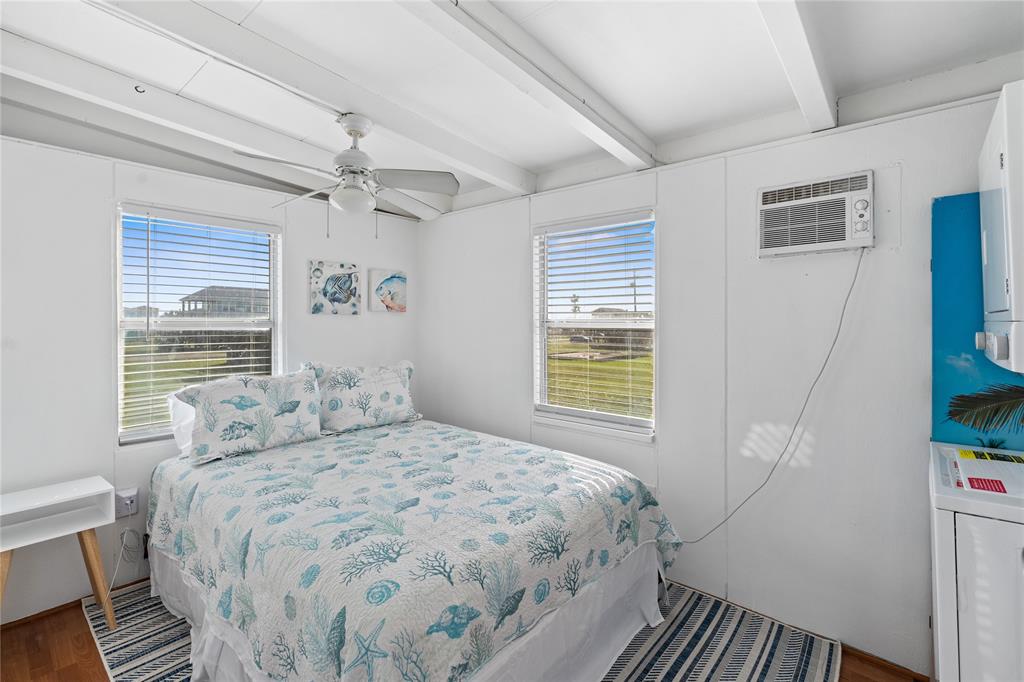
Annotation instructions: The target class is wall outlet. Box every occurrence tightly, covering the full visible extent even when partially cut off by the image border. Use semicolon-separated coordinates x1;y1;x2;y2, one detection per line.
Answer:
115;487;139;518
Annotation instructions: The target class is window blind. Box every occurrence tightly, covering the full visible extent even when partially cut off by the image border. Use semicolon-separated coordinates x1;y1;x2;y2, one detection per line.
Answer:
533;213;655;431
118;210;278;442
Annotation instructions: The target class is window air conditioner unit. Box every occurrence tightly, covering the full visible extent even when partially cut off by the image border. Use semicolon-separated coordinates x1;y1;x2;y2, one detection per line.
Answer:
757;170;874;258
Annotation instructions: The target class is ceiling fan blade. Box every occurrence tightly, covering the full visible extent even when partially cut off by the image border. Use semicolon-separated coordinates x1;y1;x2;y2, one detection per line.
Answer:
376;188;442;221
235;150;334;176
272;184;339;208
374;169;460;195
371;201;418;220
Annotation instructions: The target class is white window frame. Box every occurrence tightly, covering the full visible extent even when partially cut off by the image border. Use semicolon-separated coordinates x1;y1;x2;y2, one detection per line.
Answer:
532;209;656;437
115;202;282;445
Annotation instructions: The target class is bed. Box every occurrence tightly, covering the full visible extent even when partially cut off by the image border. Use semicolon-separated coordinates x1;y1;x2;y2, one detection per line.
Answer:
147;419;681;681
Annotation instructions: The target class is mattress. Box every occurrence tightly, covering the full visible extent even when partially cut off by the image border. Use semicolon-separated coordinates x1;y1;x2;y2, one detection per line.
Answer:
147;419;681;680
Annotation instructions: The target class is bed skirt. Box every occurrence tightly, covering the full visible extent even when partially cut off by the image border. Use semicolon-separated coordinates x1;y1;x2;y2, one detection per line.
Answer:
149;542;663;681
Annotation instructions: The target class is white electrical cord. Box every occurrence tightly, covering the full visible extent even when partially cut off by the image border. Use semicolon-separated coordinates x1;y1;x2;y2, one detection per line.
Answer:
680;247;867;544
105;528;142;601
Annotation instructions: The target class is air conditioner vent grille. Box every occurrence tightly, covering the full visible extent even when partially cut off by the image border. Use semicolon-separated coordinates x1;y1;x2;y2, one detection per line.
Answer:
761;174;869;205
760;198;847;249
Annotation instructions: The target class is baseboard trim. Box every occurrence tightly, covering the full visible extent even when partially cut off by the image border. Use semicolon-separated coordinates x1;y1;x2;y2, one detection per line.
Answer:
1;576;150;630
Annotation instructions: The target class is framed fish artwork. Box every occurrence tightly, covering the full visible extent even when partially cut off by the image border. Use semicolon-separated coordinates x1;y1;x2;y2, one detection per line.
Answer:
309;260;360;315
369;268;407;312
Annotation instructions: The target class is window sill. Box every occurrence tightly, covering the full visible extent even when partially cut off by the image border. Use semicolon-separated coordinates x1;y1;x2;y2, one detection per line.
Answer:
118;429;174;448
531;412;655;444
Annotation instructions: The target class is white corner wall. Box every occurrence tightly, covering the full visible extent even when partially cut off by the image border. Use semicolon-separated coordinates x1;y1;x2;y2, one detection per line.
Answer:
0;137;418;623
415;98;996;674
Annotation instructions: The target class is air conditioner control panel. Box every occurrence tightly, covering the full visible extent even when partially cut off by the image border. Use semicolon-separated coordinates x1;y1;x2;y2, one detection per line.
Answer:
852;196;871;234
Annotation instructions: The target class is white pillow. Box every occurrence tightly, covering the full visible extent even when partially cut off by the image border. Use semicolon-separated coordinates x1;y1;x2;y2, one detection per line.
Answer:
168;394;196;457
302;361;420;434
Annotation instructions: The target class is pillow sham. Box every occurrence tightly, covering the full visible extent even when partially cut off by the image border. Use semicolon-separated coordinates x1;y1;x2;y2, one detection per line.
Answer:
302;360;420;434
174;369;322;464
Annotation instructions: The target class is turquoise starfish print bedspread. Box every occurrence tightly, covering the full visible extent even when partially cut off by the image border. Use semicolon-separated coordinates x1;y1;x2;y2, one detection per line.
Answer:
147;419;681;681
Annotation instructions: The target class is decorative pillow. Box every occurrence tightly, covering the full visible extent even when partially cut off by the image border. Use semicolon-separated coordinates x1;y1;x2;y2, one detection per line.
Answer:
302;360;420;434
174;370;322;464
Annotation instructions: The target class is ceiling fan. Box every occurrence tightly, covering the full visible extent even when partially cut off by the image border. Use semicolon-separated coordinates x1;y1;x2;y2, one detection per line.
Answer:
237;113;459;221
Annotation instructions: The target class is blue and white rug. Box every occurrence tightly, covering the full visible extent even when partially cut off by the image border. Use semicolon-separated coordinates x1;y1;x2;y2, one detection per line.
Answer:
82;582;190;681
85;580;840;681
603;582;841;682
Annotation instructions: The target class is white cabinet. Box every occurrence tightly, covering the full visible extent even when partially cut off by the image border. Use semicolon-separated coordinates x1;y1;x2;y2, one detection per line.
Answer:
978;80;1024;373
955;514;1024;681
930;444;1024;682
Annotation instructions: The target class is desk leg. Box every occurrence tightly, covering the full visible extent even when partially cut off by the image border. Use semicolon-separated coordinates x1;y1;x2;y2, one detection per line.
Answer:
0;550;11;608
77;529;116;630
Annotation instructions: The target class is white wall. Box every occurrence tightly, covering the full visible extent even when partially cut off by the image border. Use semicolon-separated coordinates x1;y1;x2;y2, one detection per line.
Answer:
415;199;534;442
0;97;995;671
0;137;418;623
415;99;995;674
722;106;987;671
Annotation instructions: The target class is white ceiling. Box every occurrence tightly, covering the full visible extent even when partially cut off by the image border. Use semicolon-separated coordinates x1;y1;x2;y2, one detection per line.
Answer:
1;0;1021;215
801;0;1024;96
238;1;600;170
492;0;798;140
0;1;207;91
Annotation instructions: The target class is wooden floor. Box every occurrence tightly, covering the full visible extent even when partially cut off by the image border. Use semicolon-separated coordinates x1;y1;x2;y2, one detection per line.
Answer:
1;601;927;682
839;646;928;682
1;602;107;682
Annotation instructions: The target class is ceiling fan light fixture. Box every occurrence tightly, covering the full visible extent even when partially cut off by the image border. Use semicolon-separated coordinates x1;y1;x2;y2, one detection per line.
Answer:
329;184;376;214
236;114;459;220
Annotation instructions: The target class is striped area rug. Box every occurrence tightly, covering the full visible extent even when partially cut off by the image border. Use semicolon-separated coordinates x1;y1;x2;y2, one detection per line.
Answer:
605;582;841;682
82;581;191;681
85;580;839;681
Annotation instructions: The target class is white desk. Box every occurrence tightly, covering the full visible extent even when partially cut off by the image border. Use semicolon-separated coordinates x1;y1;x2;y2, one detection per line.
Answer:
0;476;118;629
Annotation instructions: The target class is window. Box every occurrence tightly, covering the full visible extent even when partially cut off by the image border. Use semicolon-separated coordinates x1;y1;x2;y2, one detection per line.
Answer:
533;212;655;433
117;205;279;443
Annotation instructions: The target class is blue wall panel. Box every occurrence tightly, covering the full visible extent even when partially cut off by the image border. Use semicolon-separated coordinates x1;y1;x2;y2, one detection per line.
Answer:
932;192;1024;449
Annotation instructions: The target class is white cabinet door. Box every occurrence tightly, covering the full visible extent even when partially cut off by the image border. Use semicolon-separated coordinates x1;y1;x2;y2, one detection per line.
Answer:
979;94;1011;315
956;514;1024;682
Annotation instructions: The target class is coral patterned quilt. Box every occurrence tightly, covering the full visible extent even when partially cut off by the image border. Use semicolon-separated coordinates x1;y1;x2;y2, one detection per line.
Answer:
148;419;681;681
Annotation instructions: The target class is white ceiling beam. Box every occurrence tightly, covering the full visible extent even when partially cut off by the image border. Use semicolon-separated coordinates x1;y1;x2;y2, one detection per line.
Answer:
756;0;836;132
1;75;319;195
3;76;427;220
400;0;657;170
0;30;339;190
96;0;537;195
1;33;450;219
0;78;329;199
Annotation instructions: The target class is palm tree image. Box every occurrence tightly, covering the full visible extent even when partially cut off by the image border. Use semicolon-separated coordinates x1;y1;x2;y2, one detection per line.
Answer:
947;383;1024;433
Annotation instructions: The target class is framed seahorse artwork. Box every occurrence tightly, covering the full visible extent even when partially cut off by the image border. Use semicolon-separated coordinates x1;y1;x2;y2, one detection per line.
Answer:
368;268;407;313
309;260;360;315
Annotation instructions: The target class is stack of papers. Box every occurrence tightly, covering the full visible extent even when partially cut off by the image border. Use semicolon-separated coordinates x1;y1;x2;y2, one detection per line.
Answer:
947;446;1024;497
